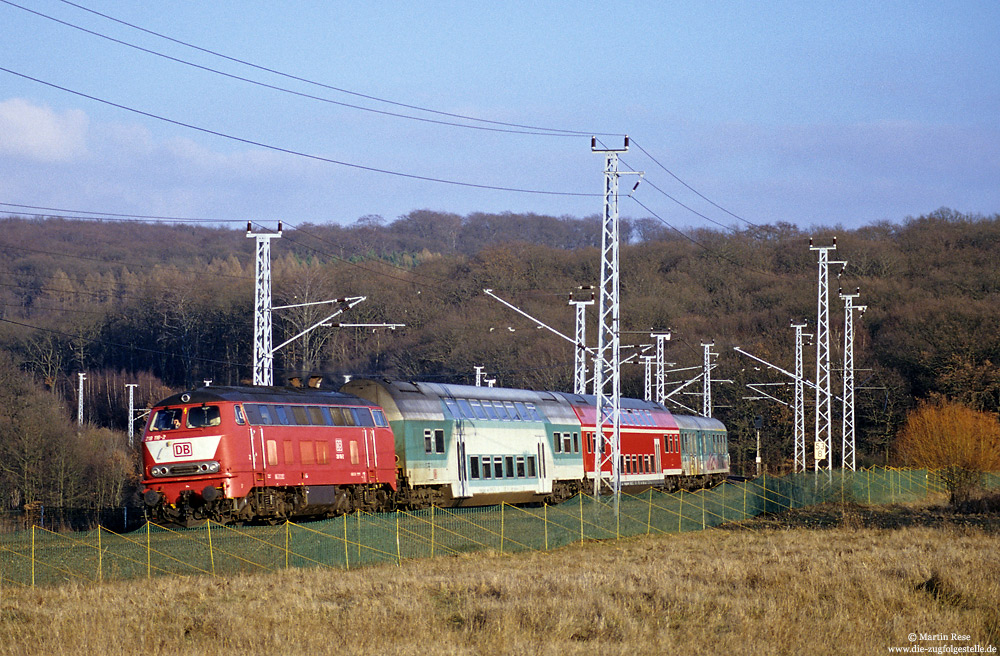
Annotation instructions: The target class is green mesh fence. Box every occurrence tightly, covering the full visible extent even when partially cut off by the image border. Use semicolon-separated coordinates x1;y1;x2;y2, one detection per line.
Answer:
0;467;989;588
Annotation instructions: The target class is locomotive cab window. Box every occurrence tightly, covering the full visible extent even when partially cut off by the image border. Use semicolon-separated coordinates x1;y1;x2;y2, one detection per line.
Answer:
187;405;221;428
151;408;183;431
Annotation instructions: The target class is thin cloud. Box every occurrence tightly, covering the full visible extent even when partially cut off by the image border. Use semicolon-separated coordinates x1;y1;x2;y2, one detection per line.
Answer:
0;98;88;163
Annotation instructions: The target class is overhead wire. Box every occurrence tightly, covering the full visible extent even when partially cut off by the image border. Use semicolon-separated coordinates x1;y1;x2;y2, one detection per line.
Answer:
630;139;761;230
1;0;581;137
51;0;622;138
0;202;247;223
0;66;601;200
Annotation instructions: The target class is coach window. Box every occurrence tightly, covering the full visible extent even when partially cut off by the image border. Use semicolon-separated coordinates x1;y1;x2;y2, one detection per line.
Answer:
267;440;278;466
492;457;503;479
573;432;580;453
434;429;445;454
424;429;434;454
503;401;520;421
561;432;573;453
503;456;514;478
516;456;525;478
283;440;294;464
457;399;474;420
468;400;488;420
481;457;492;479
553;432;562;454
316;441;329;465
469;456;480;479
527;456;537;478
350;441;360;465
292;406;309;425
483;401;500;420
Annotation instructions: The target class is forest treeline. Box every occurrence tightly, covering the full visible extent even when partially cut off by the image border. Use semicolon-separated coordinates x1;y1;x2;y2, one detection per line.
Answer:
0;206;998;509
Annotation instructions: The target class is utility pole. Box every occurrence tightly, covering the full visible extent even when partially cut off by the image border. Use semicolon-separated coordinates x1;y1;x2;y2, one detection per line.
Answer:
840;288;866;471
126;383;138;446
702;342;716;417
809;237;839;477
791;322;811;473
77;372;86;427
475;366;486;387
591;135;640;502
247;221;282;386
569;287;595;395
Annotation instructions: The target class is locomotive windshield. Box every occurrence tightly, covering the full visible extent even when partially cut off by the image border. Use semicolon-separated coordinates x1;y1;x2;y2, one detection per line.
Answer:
187;405;222;428
150;408;183;431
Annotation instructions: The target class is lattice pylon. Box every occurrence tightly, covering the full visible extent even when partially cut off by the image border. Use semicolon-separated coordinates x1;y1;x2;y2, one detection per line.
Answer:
810;239;837;475
702;342;716;417
791;322;809;473
591;138;628;499
652;331;671;406
248;223;282;386
840;289;865;471
569;292;595;395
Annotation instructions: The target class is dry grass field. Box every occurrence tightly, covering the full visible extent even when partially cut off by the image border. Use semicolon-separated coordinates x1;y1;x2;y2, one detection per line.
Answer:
1;498;998;656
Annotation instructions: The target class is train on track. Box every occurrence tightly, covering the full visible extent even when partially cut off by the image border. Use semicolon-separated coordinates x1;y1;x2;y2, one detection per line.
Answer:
140;379;729;525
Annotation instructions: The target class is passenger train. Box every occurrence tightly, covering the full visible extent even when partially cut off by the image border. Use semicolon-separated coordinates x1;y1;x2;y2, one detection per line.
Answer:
140;379;729;525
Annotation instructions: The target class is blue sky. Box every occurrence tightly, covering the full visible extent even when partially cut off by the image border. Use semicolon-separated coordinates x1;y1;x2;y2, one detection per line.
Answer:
1;0;998;231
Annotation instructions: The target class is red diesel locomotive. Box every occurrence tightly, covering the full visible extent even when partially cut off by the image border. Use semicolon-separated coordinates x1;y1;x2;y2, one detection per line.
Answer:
140;385;397;525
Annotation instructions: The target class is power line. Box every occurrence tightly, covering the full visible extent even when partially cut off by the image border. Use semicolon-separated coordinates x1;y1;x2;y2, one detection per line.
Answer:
1;0;584;137
630;139;760;230
0;202;245;223
50;0;623;138
0;65;601;199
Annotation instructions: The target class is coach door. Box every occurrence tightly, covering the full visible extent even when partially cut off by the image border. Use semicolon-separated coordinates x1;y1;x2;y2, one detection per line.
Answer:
455;421;470;498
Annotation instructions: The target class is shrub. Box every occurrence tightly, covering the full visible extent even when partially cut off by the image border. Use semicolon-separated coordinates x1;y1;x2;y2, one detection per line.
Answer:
895;397;1000;505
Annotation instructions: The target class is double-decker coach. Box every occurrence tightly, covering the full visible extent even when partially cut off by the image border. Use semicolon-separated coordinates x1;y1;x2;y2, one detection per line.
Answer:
341;379;586;507
557;393;684;492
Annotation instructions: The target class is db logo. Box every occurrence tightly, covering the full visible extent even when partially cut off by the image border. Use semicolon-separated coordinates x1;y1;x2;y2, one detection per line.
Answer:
172;442;193;458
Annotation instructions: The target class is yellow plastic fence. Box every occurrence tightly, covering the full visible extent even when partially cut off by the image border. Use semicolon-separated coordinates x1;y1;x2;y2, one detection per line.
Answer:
0;467;988;588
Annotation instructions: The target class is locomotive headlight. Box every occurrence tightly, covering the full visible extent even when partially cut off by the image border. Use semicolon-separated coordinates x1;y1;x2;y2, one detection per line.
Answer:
207;461;220;473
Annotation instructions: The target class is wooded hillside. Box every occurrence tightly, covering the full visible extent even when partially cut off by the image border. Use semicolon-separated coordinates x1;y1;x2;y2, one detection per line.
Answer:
1;207;997;505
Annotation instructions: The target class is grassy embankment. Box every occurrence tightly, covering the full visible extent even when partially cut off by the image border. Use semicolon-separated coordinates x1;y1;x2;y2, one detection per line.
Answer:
1;497;998;656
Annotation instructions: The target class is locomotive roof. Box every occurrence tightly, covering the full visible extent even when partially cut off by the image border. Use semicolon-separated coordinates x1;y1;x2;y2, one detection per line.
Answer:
152;385;374;408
